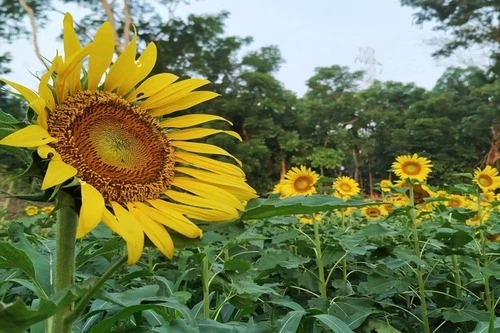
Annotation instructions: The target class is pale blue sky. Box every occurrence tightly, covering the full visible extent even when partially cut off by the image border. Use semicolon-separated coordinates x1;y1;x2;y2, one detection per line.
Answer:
2;0;457;96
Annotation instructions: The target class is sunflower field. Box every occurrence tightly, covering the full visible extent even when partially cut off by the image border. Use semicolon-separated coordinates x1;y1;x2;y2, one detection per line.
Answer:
0;3;500;333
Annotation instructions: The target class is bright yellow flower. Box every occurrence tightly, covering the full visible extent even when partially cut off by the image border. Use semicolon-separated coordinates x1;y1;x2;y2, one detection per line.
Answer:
392;153;432;182
297;213;322;225
24;206;39;216
333;176;360;198
0;14;256;265
466;210;490;227
361;205;387;220
473;165;500;192
41;206;55;214
279;166;319;197
445;194;467;209
379;179;393;193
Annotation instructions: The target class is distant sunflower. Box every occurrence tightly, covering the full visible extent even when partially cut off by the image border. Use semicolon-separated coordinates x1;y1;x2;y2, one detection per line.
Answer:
406;183;431;204
392;153;432;182
361;206;387;220
473;165;500;192
333;176;360;198
379;179;393;193
24;206;39;216
279;166;319;197
445;194;467;209
0;14;256;264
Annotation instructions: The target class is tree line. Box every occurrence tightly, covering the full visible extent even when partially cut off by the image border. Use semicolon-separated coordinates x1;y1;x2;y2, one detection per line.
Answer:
0;0;498;194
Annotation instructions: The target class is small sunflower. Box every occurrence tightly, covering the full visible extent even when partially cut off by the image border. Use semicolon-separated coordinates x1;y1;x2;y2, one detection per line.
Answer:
445;194;467;209
333;176;360;198
279;166;319;197
0;14;256;265
24;206;39;216
473;166;500;192
392;153;432;182
297;213;322;225
41;205;55;214
379;179;393;193
361;205;387;220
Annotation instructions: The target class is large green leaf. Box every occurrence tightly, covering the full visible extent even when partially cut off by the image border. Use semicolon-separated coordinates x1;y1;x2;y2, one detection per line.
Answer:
276;310;306;333
241;195;370;220
314;314;354;333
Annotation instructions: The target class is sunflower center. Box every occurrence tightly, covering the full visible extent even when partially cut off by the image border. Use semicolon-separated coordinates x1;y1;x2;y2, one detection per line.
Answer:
448;199;460;207
294;176;312;191
366;208;381;217
478;175;493;187
402;162;421;175
339;183;352;192
47;90;175;202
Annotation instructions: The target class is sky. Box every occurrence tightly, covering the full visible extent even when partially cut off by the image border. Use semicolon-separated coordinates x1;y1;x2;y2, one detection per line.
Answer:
1;0;453;97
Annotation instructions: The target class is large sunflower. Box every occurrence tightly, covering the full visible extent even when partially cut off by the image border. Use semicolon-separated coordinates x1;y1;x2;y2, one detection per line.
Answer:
279;165;319;197
0;14;256;264
333;176;360;198
473;165;500;192
392;153;432;182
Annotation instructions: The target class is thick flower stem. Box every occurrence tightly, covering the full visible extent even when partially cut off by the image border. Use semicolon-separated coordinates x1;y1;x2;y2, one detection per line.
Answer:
313;218;327;300
409;184;430;333
202;255;211;318
51;192;78;333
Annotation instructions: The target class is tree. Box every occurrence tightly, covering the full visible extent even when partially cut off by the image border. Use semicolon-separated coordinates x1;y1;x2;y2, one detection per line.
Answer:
401;0;500;74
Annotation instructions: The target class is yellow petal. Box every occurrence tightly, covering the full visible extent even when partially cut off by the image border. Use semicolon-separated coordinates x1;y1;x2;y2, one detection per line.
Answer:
0;79;38;104
76;182;105;238
140;78;210;110
149;91;219;117
109;202;144;265
126;73;179;103
55;43;94;102
171;177;244;210
160;114;231;128
41;158;77;190
149;201;236;221
38;69;55;114
63;13;82;94
164;189;239;217
175;151;244;177
172;141;241;166
102;207;143;265
168;128;241;141
37;145;58;159
29;98;48;126
0;125;56;147
175;166;256;193
116;42;157;96
136;201;202;238
127;203;174;259
104;33;137;92
87;21;114;90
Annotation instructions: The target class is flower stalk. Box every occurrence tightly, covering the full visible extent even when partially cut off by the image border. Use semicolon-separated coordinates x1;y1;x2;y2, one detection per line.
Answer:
202;255;211;318
51;191;78;333
408;183;430;333
312;218;327;300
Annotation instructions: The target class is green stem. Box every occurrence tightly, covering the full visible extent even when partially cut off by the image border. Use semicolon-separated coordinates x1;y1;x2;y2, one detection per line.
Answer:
67;255;127;323
476;190;492;312
451;254;463;299
202;255;211;318
51;192;78;333
409;183;430;333
313;218;327;300
341;211;347;282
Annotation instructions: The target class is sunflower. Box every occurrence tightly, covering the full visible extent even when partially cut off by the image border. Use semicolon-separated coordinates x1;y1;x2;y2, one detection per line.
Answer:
41;205;55;214
405;183;431;204
24;206;39;216
379;179;393;193
297;213;322;225
0;14;256;265
392;153;432;182
279;166;319;197
445;194;467;209
361;205;387;220
333;176;360;198
473;165;500;192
